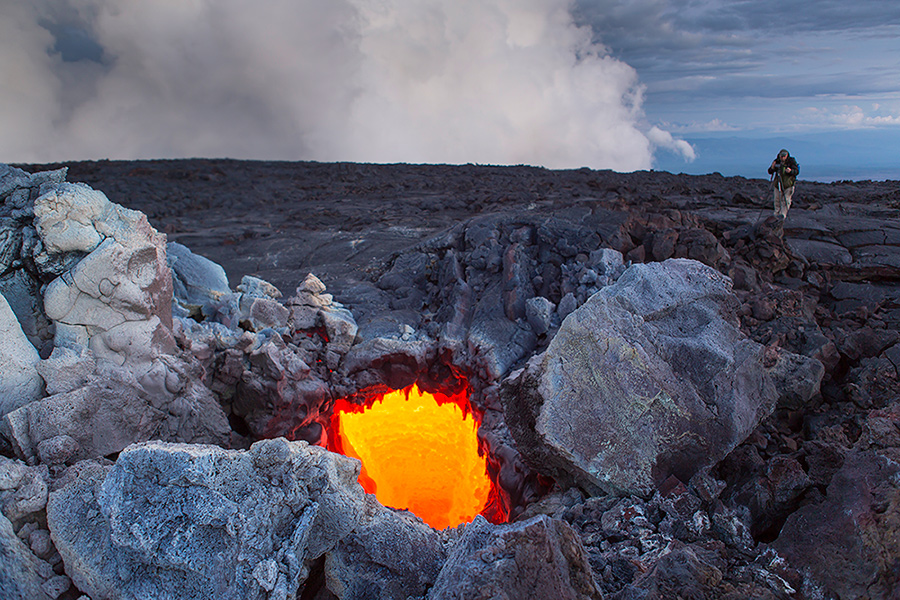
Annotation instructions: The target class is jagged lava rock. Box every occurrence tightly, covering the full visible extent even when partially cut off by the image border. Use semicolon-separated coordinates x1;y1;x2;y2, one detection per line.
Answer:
0;510;53;600
47;438;366;600
773;405;900;600
4;365;230;463
324;496;450;600
427;514;602;600
503;258;777;497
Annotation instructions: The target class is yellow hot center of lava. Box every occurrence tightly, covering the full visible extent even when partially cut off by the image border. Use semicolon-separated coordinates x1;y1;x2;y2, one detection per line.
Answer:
335;385;490;530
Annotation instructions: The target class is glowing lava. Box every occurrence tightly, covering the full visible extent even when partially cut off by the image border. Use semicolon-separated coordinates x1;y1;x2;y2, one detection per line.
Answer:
329;384;491;530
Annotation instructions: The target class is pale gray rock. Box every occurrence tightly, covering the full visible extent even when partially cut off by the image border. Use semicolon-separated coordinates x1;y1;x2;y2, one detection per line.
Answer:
325;496;450;600
42;574;72;599
0;510;53;600
3;366;230;463
35;182;175;381
503;259;777;497
238;274;283;299
247;296;291;331
36;345;96;395
427;515;601;600
33;183;109;254
167;241;231;308
525;296;556;336
46;439;366;600
36;435;81;467
0;457;49;523
286;274;359;354
588;247;625;277
321;306;358;354
297;272;328;295
0;455;30;491
0;291;44;418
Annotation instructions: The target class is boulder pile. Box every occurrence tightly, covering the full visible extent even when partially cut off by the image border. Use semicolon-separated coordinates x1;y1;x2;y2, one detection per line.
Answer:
1;160;898;599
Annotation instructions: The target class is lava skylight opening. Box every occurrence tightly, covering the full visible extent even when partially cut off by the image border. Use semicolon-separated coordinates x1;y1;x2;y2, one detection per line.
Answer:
329;383;492;530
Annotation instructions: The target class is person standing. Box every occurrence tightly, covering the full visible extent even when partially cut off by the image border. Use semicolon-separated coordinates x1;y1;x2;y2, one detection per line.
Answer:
768;149;799;218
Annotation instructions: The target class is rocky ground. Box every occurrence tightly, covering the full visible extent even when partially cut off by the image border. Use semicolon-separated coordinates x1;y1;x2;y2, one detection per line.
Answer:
2;159;899;599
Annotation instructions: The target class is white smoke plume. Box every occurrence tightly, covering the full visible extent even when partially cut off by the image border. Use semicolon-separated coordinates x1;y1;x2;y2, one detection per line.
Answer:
1;0;693;170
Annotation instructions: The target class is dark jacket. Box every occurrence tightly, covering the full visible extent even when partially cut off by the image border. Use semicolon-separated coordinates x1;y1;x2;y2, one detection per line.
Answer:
769;155;799;189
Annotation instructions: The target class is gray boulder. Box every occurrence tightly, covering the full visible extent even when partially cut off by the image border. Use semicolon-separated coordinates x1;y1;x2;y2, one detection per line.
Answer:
427;515;601;600
0;292;43;417
47;438;366;600
503;259;777;497
36;182;175;379
325;496;450;600
167;241;231;309
0;455;49;524
0;511;53;600
3;364;230;463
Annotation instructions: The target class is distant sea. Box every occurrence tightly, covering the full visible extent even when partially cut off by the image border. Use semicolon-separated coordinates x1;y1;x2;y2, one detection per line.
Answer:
651;128;900;183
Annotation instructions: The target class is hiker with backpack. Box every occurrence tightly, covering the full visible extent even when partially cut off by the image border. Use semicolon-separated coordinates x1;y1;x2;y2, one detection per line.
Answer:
768;149;799;219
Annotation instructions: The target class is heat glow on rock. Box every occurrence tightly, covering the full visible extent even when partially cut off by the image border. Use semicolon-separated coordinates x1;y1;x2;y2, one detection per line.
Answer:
329;384;491;530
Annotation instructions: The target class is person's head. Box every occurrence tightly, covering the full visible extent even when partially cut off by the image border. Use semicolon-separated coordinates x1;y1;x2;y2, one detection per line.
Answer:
778;149;789;159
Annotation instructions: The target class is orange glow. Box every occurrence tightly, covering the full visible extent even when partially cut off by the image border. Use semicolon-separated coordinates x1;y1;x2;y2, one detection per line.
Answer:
329;384;491;530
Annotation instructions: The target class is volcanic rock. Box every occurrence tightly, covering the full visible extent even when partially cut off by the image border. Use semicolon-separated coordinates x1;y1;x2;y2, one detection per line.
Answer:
427;514;602;600
0;292;43;417
324;496;450;600
0;510;54;600
503;259;777;497
46;438;366;600
773;449;900;600
3;365;230;463
3;159;899;600
167;240;232;311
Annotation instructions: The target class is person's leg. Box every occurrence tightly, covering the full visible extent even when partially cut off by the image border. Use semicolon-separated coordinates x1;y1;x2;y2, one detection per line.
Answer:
784;185;795;216
773;187;786;218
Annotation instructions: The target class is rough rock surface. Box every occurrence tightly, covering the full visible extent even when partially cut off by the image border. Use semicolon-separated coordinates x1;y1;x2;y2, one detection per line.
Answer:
324;495;451;600
1;169;232;464
428;514;602;600
503;259;777;497
0;511;53;600
47;438;366;600
2;159;898;599
4;366;230;462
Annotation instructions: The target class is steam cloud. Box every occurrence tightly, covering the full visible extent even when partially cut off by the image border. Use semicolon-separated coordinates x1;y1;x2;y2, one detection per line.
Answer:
1;0;693;170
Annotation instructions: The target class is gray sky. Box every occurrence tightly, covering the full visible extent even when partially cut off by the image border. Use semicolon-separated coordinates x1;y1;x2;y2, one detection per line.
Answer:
2;0;898;179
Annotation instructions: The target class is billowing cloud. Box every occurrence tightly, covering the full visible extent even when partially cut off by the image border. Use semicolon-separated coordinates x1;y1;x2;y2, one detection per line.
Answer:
646;126;695;161
0;0;694;171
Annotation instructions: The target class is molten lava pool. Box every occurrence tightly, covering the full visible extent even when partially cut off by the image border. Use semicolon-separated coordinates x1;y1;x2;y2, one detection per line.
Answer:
329;384;491;530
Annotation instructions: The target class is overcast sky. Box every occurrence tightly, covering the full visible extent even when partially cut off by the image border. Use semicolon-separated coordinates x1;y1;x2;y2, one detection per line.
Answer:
2;0;898;179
